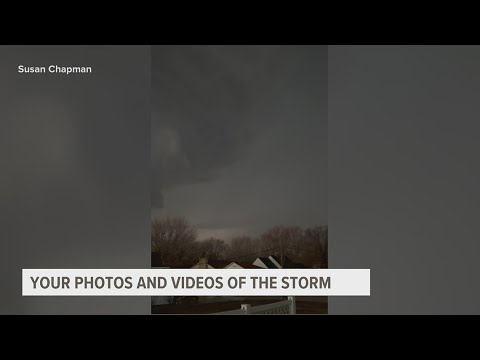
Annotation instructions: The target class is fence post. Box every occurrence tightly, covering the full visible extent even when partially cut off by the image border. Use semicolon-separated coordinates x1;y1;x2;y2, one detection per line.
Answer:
288;296;296;315
241;304;251;315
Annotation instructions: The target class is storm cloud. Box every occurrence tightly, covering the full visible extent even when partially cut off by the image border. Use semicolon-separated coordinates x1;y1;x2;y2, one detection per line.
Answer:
152;45;327;238
152;46;277;207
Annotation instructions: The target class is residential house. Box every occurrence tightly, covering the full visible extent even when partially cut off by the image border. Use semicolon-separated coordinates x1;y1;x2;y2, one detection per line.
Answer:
191;258;257;269
253;255;283;269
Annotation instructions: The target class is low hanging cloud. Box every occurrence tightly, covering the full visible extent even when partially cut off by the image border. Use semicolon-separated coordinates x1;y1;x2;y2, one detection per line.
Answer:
151;46;279;209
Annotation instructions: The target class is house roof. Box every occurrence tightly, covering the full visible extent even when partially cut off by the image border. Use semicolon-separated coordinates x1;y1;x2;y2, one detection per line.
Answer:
190;259;237;269
190;259;260;269
253;255;306;269
227;261;258;269
207;260;233;268
241;262;260;269
256;257;278;269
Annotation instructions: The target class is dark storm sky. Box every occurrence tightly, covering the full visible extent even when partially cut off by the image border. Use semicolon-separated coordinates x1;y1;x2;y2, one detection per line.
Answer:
152;45;327;240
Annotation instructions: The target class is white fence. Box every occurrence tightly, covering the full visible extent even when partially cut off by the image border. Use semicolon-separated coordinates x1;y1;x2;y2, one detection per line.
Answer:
215;297;296;315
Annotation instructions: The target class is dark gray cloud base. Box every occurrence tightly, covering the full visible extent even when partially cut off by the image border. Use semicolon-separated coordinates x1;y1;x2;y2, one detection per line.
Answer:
152;46;327;237
152;46;268;207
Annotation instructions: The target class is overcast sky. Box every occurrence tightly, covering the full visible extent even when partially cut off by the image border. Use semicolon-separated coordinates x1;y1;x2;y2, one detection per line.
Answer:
152;45;327;240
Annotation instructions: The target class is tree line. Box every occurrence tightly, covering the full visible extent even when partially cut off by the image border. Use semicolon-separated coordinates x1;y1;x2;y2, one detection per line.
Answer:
151;217;328;268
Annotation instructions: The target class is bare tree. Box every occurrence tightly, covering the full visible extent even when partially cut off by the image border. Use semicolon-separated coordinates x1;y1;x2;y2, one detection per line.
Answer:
259;226;303;266
150;217;328;269
304;225;328;267
151;217;197;266
226;236;258;261
197;237;228;261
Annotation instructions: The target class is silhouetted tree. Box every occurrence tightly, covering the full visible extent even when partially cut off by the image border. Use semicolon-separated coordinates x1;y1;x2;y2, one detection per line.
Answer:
227;236;258;261
151;217;328;268
151;217;197;266
259;226;303;266
304;225;328;267
197;237;228;261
